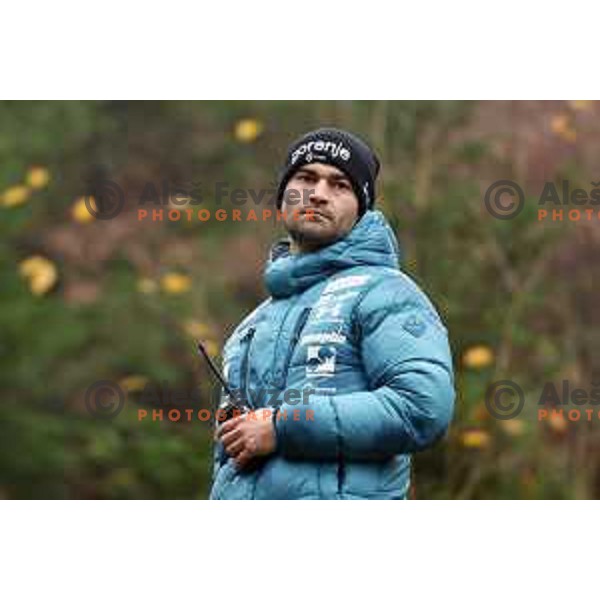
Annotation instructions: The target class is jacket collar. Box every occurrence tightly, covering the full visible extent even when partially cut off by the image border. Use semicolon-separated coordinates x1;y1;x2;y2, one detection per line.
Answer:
264;210;401;298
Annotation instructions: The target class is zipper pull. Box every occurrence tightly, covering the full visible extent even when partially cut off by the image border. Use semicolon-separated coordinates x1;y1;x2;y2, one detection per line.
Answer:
276;307;312;389
240;326;256;408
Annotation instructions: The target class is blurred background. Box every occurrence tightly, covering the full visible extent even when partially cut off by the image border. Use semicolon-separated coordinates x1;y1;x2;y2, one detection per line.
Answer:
1;100;599;499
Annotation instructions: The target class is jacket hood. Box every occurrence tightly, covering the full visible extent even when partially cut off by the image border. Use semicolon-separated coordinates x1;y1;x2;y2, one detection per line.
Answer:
264;210;402;298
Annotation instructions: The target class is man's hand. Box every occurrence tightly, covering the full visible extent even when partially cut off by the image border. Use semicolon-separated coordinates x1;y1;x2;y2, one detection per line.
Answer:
217;408;277;470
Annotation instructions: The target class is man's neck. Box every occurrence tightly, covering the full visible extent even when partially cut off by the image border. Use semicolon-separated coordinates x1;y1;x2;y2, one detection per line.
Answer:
290;238;323;254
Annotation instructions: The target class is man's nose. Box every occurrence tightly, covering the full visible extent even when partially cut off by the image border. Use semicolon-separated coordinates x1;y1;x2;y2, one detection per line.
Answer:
308;179;330;205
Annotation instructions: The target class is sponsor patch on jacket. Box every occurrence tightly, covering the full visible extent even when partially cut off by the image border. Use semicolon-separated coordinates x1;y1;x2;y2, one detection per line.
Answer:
311;386;337;397
314;302;343;321
311;290;360;323
323;275;371;295
306;345;337;377
300;332;347;346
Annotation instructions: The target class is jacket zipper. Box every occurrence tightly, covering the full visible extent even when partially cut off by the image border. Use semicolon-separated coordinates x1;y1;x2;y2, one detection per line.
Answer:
239;326;256;408
278;307;312;389
330;401;345;497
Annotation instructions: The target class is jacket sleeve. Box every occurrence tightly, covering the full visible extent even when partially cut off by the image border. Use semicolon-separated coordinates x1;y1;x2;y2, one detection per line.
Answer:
274;274;456;461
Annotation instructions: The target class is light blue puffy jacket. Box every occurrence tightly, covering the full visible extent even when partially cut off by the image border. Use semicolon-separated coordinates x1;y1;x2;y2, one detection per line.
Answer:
210;210;455;499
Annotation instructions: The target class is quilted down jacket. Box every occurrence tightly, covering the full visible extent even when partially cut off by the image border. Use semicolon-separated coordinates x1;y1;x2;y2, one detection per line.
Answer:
210;210;455;499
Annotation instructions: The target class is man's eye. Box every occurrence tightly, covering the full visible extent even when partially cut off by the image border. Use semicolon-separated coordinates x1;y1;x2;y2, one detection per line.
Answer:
335;181;350;190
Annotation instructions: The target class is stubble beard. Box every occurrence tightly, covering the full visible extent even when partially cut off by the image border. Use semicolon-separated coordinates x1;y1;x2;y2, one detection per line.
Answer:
285;217;338;253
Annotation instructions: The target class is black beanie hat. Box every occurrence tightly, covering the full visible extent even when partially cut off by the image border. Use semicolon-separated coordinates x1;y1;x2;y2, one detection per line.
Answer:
275;127;380;216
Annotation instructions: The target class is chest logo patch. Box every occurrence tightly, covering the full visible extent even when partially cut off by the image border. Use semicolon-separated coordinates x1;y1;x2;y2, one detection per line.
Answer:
300;331;347;346
306;345;337;377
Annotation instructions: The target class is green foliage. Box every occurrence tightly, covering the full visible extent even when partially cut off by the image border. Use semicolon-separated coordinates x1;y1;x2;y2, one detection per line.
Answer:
1;100;596;498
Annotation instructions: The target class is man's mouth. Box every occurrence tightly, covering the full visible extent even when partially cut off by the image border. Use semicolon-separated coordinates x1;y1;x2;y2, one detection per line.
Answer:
299;208;330;221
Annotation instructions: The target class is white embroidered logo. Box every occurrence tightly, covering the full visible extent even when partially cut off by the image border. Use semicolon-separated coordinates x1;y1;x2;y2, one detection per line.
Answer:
290;139;351;165
314;302;343;321
300;332;347;346
323;275;370;295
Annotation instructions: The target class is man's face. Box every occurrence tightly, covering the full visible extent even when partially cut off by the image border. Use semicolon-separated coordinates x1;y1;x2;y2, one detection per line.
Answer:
281;163;359;253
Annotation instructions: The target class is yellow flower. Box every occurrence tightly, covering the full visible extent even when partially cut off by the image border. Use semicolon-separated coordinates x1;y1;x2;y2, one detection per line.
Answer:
184;320;212;339
201;339;219;358
19;255;58;296
26;166;50;189
548;412;568;433
462;345;494;369
550;114;570;135
568;100;593;112
234;118;263;143
550;114;577;142
137;278;158;294
460;429;491;449
119;375;150;392
72;196;96;223
161;273;192;294
500;419;525;436
2;185;31;207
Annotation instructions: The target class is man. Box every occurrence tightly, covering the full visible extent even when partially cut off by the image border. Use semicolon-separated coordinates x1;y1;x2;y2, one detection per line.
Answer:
210;127;455;500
